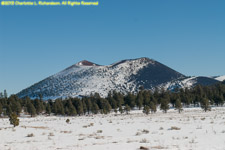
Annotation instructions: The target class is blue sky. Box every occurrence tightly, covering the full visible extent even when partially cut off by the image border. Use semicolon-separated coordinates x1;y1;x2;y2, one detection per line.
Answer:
0;0;225;95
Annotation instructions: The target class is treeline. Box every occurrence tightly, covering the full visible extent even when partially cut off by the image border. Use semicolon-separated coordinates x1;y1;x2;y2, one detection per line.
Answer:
0;83;225;117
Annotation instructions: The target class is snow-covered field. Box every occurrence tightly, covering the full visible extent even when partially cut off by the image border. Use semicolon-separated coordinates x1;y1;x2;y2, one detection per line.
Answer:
1;108;225;150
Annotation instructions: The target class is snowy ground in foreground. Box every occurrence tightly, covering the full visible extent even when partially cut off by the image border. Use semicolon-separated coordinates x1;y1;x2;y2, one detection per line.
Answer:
1;108;225;150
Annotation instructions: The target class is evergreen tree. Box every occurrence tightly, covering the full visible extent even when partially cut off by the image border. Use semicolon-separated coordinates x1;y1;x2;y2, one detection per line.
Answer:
92;103;99;114
175;99;183;113
15;101;22;116
119;105;124;114
124;104;131;114
85;98;92;114
0;103;2;116
170;93;178;107
6;105;12;116
194;96;201;107
150;96;158;107
125;93;136;109
34;99;44;114
136;92;143;110
0;92;3;98
3;90;7;98
200;97;211;112
103;100;112;114
54;99;65;115
143;91;151;106
82;100;87;115
214;94;224;106
27;103;36;117
9;112;19;127
113;91;124;107
77;100;83;116
110;97;118;109
143;105;150;115
46;103;51;115
114;107;118;114
68;100;77;116
149;101;157;113
160;98;169;113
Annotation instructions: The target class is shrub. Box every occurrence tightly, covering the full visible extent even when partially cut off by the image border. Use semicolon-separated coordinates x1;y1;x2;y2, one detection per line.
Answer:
140;146;149;150
9;112;19;127
170;126;181;130
140;138;148;143
97;130;103;133
66;119;70;124
27;133;34;137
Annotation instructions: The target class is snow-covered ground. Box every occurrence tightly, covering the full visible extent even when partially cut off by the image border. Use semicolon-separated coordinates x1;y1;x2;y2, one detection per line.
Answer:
1;107;225;150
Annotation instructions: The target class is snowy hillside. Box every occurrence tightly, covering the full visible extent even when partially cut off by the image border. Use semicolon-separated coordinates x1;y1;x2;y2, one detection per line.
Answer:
17;57;184;99
215;75;225;82
161;76;220;91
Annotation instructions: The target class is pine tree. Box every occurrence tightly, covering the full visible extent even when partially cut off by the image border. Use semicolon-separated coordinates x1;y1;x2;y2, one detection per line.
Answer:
143;91;151;106
114;107;118;114
125;93;136;109
113;91;124;107
9;112;19;127
3;90;7;98
15;101;22;116
200;97;211;112
8;95;21;115
160;98;169;113
85;98;92;114
149;101;157;113
77;100;83;116
119;105;124;114
0;103;2;116
214;94;224;106
101;99;112;114
175;99;183;113
143;105;150;115
54;99;65;115
6;105;12;116
124;104;131;114
68;100;77;116
34;99;44;114
92;103;99;114
82;100;87;115
27;103;36;117
0;92;3;98
46;103;51;115
136;92;143;110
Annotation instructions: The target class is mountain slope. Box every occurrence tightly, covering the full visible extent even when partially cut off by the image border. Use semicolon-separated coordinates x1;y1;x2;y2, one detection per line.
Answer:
215;75;225;82
17;57;185;99
162;76;220;91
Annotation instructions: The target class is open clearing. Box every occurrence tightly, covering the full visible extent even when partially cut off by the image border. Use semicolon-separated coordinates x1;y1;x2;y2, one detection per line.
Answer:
1;107;225;150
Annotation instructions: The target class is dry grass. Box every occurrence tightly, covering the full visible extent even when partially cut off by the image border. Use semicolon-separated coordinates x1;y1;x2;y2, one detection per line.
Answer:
170;126;181;130
97;130;103;133
49;132;54;136
135;132;141;136
27;133;34;137
60;130;72;134
142;129;149;134
139;146;149;150
21;126;48;129
151;145;167;149
140;138;148;143
201;117;206;120
95;136;104;139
